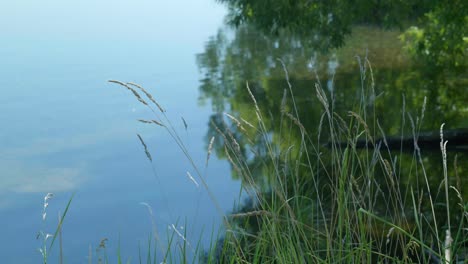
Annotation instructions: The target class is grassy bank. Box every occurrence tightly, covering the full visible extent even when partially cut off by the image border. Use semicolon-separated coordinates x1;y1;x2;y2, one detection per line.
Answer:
40;62;466;263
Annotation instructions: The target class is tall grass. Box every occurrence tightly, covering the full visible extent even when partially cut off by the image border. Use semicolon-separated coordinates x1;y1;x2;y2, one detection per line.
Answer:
105;61;467;263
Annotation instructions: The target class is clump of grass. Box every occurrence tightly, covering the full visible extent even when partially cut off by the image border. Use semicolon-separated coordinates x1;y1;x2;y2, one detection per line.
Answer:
200;58;467;263
37;193;74;264
109;57;466;263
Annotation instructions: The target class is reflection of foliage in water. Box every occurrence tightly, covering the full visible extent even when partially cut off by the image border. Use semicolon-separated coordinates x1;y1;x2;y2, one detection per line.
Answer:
218;0;432;48
218;0;468;71
197;25;467;131
197;24;467;261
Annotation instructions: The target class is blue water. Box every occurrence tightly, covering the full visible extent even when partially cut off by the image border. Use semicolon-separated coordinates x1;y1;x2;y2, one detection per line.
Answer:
0;1;241;263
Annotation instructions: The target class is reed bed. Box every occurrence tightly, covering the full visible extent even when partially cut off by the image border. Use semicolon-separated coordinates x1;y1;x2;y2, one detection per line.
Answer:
38;63;466;263
107;62;466;263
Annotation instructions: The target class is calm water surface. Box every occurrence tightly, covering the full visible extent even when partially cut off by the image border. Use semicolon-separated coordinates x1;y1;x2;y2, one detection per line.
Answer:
1;1;467;263
0;1;241;263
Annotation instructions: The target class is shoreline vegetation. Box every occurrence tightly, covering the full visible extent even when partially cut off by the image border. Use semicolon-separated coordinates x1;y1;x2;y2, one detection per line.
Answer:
39;62;466;263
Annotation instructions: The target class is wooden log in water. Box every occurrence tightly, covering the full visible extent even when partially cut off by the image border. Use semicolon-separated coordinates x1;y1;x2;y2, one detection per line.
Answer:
330;128;468;153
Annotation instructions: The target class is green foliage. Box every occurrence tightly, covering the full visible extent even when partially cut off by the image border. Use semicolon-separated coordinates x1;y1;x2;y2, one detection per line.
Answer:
217;0;434;49
218;0;467;69
196;19;467;262
400;0;468;71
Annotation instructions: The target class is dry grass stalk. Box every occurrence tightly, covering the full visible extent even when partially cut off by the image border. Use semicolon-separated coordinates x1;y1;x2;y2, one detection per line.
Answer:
127;82;166;112
315;83;329;110
126;81;166;113
224;112;246;132
365;58;375;93
440;123;451;230
240;117;255;129
136;134;152;162
140;202;162;253
138;119;152;124
348;111;374;144
151;120;164;126
206;136;215;167
224;145;242;177
246;82;262;122
138;119;164;127
449;186;468;222
43;193;54;221
224;112;240;126
444;230;453;263
181;117;188;130
440;123;452;264
409;114;441;252
127;82;156;104
377;119;389;149
280;89;287;113
333;113;348;133
224;126;241;154
386;227;395;245
186;171;199;188
284;111;306;134
382;158;394;187
109;80;149;106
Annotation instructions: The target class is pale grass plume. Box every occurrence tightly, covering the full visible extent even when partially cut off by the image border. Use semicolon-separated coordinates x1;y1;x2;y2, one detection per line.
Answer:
348;111;374;144
43;193;54;221
224;112;241;127
186;171;199;188
126;82;166;113
169;224;191;249
246;82;260;113
284;111;306;134
386;227;395;245
227;129;241;154
127;82;156;104
315;82;329;110
224;112;248;133
206;136;215;167
108;80;148;106
421;96;427;122
240;117;255;129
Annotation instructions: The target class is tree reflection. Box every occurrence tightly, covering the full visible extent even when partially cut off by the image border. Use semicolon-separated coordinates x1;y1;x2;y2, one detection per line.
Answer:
197;24;467;260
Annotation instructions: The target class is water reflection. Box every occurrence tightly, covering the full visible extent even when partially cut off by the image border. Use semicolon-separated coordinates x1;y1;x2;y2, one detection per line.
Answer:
197;24;467;260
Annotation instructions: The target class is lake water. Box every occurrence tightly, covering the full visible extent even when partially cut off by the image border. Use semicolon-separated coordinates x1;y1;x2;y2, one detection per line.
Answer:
1;1;467;263
0;1;243;263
